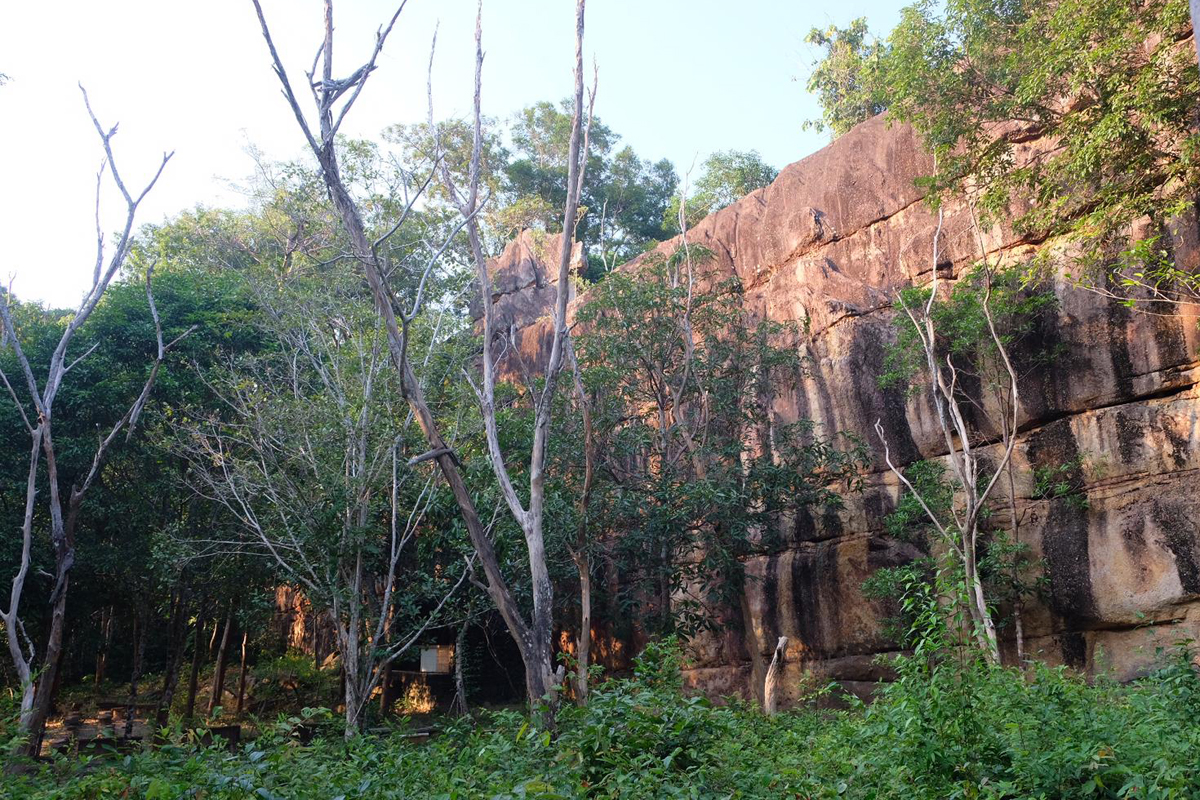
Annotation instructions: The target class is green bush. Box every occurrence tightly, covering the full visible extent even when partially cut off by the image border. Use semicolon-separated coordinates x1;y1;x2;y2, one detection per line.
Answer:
5;641;1198;799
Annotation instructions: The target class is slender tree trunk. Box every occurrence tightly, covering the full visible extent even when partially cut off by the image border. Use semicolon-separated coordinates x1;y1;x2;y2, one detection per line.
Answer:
184;600;209;720
576;559;591;705
235;631;249;714
344;681;362;739
157;589;189;727
452;620;470;716
1014;601;1026;666
208;609;234;716
569;344;594;705
965;537;1000;663
379;661;394;716
124;610;147;738
95;605;114;689
208;616;221;658
24;462;79;757
48;642;66;715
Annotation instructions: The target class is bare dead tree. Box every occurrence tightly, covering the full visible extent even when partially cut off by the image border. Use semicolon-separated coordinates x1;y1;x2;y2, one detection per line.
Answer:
0;87;184;755
248;0;591;715
874;207;1020;664
235;630;250;714
433;0;593;713
567;343;596;704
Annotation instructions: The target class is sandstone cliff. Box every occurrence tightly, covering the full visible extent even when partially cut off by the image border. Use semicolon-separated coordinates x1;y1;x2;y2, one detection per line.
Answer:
479;114;1200;705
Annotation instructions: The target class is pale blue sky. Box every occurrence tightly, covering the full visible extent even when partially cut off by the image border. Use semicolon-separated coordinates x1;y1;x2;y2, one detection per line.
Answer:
1;0;903;306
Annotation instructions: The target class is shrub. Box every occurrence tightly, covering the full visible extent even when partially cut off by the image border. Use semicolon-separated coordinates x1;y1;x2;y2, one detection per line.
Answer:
6;640;1199;799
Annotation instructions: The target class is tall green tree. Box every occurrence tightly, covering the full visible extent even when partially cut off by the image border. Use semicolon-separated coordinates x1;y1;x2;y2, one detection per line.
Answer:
505;100;679;275
573;248;865;637
803;18;888;136
807;0;1200;303
665;150;779;232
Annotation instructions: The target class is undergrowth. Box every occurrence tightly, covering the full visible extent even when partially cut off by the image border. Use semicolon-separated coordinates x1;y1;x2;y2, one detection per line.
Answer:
4;639;1199;799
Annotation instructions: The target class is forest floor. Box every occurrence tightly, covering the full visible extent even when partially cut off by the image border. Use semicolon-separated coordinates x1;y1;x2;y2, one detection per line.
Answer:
40;714;154;757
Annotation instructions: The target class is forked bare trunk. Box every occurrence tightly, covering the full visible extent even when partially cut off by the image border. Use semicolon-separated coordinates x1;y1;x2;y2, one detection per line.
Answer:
208;609;234;715
248;0;589;719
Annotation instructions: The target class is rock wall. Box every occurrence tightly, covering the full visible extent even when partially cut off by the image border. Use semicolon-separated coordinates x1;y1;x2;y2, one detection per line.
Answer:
482;114;1200;704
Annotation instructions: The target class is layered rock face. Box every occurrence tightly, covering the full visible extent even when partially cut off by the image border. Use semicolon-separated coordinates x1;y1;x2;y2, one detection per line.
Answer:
482;114;1200;704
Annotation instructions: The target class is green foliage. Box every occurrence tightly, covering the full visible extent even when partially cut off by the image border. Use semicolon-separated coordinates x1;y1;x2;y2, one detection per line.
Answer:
803;18;889;136
880;263;1060;398
250;652;341;713
9;638;1200;799
395;99;678;275
874;458;1045;649
571;250;866;636
882;460;954;543
1033;456;1090;510
664;150;779;231
806;0;1200;301
507;100;678;275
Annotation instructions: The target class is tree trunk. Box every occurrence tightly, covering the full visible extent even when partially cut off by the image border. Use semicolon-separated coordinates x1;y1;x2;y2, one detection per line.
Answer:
95;605;114;689
1014;600;1026;667
965;542;1001;663
157;589;189;728
379;661;394;717
184;600;209;720
343;681;362;739
48;635;68;717
575;555;591;705
763;636;788;715
235;630;249;714
451;620;470;716
208;609;234;716
124;610;147;738
24;570;70;757
208;616;221;658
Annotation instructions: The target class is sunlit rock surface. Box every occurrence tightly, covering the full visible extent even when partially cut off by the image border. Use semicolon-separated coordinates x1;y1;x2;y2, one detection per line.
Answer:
481;113;1200;704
